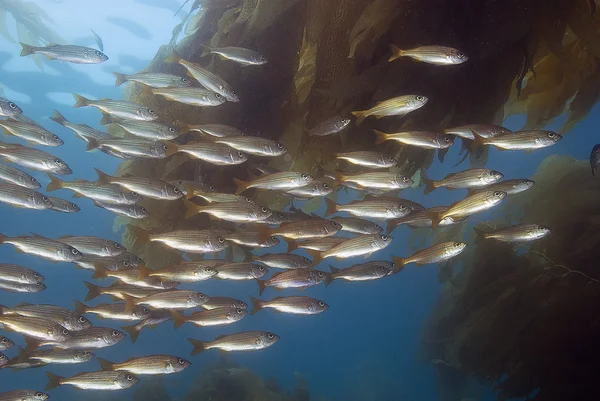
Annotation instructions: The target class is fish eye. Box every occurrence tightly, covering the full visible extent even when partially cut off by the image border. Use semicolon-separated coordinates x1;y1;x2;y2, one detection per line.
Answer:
198;293;205;298
123;261;130;267
454;242;462;247
127;374;134;381
36;392;45;397
301;173;309;179
168;127;176;133
231;91;237;96
112;330;119;336
416;95;425;101
182;78;190;84
270;236;277;241
243;197;252;202
173;187;181;193
237;151;244;158
261;206;269;212
323;183;330;189
178;358;186;364
256;265;265;271
148;109;155;114
318;301;325;307
277;142;284;149
444;135;452;142
131;192;138;196
304;257;311;264
53;135;60;141
399;205;407;211
141;207;148;213
494;191;502;196
95;51;103;57
33;272;40;277
216;93;223;99
209;186;217;192
71;248;80;255
237;309;244;314
381;235;389;241
8;102;16;109
259;55;266;61
456;51;466;59
36;282;43;286
317;271;324;277
548;132;555;138
1;338;7;343
403;177;411;182
31;177;38;183
62;328;69;335
70;203;78;208
267;333;275;339
54;159;64;165
218;237;225;243
78;316;87;323
162;144;168;150
42;195;49;202
114;243;122;248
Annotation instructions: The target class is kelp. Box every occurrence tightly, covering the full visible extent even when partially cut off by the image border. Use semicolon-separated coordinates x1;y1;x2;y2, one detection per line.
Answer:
420;155;600;401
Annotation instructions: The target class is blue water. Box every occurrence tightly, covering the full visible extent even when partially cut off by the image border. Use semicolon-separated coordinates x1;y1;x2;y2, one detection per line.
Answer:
0;2;596;401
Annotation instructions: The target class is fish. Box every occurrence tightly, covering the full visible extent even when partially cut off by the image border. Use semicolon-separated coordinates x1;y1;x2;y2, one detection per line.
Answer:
138;262;219;282
121;310;172;343
0;264;44;284
181;123;244;137
335;171;413;190
389;45;468;65
94;168;183;200
0;183;52;210
0;142;72;175
151;87;226;107
0;303;90;331
254;253;312;269
0;120;63;146
308;116;352;136
249;296;328;315
0;390;49;400
125;290;209;311
50;110;113;143
74;300;151;321
73;94;157;122
393;242;467;272
331;217;383;234
109;120;182;140
473;224;551;243
351;95;428;125
215;262;268;280
472;130;562;150
165;50;239;102
58;235;125;257
444;124;512;141
47;196;80;213
288;237;347;252
0;336;14;351
171;308;247;328
335;151;397;169
0;97;22;117
200;44;267;65
468;179;535;196
373;130;455;149
45;371;139;391
0;164;40;189
325;262;394;285
0;352;7;367
86;138;176;159
20;43;108;64
94;202;149;219
426;190;507;229
83;281;164;302
128;225;229;254
214;136;287;157
0;233;83;262
183;199;272;223
113;72;191;88
75;253;143;271
97;355;190;375
188;331;279;355
92;266;179;290
201;297;248;311
234;172;314;194
257;218;342;241
18;348;95;365
325;197;414;219
591;144;600;176
0;315;71;342
225;231;280;248
423;168;504;194
174;141;248;165
0;281;46;293
256;268;327;294
48;327;126;350
308;234;392;265
46;175;142;204
285;181;333;198
386;206;465;233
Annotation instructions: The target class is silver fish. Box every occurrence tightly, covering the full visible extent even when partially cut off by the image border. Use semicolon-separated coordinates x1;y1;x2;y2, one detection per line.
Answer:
0;183;52;210
285;180;333;198
45;370;139;391
58;235;125;257
94;202;149;219
0;97;22;117
86;138;176;159
201;44;267;65
73;94;157;122
308;234;392;264
473;224;551;243
215;262;268;280
47;196;80;213
0;390;49;400
50;110;111;142
0;164;39;188
175;141;247;165
335;151;397;169
47;175;142;204
254;253;312;269
351;95;428;125
0;264;44;284
374;130;454;149
182;123;243;137
110;120;182;141
20;43;108;64
308;116;351;136
249;296;327;315
0;142;72;175
215;136;287;157
389;45;468;65
0;280;46;293
0;120;63;146
326;262;393;284
152;87;226;107
113;72;191;88
94;168;183;200
0;304;90;331
51;327;126;350
0;233;83;262
331;217;383;234
188;331;279;354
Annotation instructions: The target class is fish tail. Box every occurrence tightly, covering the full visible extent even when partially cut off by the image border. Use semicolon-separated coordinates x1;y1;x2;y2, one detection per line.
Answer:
46;175;65;192
388;44;404;62
73;299;87;314
164;49;182;64
50;109;67;126
425;210;443;229
127;224;153;246
93;167;113;185
99;112;115;125
97;357;115;371
121;324;140;343
306;249;322;266
351;110;367;126
473;227;488;244
423;176;437;195
45;371;64;391
19;42;36;57
249;296;263;315
325;265;340;286
112;72;128;87
256;225;274;244
233;177;250;195
256;278;267;296
0;233;6;244
459;138;470;155
199;42;213;57
137;264;151;280
470;130;486;149
171;310;186;329
85;138;100;151
188;338;208;356
392;256;407;274
14;346;28;363
24;337;41;353
324;198;338;217
286;239;298;253
72;93;90;108
183;199;204;219
333;172;345;187
91;264;108;279
373;129;390;145
123;295;136;314
386;219;400;235
83;280;102;301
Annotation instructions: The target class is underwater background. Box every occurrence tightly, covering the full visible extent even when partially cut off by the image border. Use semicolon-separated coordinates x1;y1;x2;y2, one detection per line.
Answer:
1;0;600;400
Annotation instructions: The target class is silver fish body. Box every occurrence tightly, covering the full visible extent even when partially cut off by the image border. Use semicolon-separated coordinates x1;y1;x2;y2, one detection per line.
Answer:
21;43;108;63
0;264;44;284
152;87;226;107
47;196;80;213
0;233;83;262
0;163;40;188
0;183;52;210
0;120;63;146
308;116;351;136
113;72;191;88
0;143;72;175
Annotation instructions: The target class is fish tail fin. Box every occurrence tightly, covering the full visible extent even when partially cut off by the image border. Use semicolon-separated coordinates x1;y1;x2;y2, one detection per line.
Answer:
91;264;108;279
392;256;407;274
45;371;64;390
325;265;339;286
286;239;298;253
86;138;100;151
112;72;128;87
99;112;116;125
199;42;213;57
127;224;152;245
183;199;203;219
15;346;28;362
188;338;207;356
459;138;470;155
351;110;367;126
386;219;400;235
164;49;182;64
83;280;102;301
93;167;113;185
137;264;151;280
388;44;404;62
423;176;437;195
373;129;390;145
0;233;5;244
24;337;41;353
470;130;485;149
46;174;64;192
50;109;67;126
256;278;267;296
121;324;140;343
20;42;36;56
324;197;338;217
256;225;274;244
72;93;90;108
425;209;443;229
97;357;115;371
171;310;186;329
73;299;87;314
123;295;136;314
333;172;345;187
306;249;322;266
249;296;263;315
473;227;488;244
233;177;250;195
